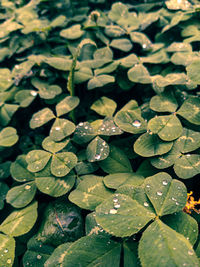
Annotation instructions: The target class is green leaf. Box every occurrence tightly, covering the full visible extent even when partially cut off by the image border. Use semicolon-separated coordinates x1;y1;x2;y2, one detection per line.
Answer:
26;150;52;173
105;25;126;38
50;118;76;142
174;154;200;179
151;128;200;174
0;234;15;267
138;219;199;267
93;47;113;61
119;54;139;68
69;175;113;210
0;161;11;180
148;115;183;141
91;96;117;117
130;31;152;48
177;97;200;125
10;155;35;182
99;145;132;173
97;117;123;136
30;108;55;129
141;50;169;64
42;136;69;154
114;110;147;134
144;172;187;216
73;122;96;144
44;57;72;71
134;132;173;157
56;96;80;117
0;182;9;210
166;0;192;10
110;38;133;52
0;68;13;91
0;202;38;237
51;152;77;177
166;42;192;52
123;241;140;267
86;136;109;162
35;174;75;197
23;236;54;267
187;60;200;84
108;2;128;23
0;127;18;147
44;235;121;267
31;78;62;99
0;103;19;126
15;90;37;107
88;75;115;90
36;199;84;246
6;181;36;208
60;24;84;40
104;173;144;189
74;67;93;84
128;64;151;84
162;212;198;246
95;193;156;237
150;91;178;113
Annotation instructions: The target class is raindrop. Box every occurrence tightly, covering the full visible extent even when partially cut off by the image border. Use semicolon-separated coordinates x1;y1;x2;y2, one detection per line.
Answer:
186;154;191;157
95;154;101;160
30;90;37;96
173;247;176;250
144;202;149;207
109;209;117;214
46;186;49;190
37;255;42;260
7;259;12;264
132;120;141;128
142;44;147;49
114;203;120;209
55;127;60;131
15;65;20;69
188;250;193;256
36;166;39;169
175;202;179;206
172;197;176;201
79;122;84;126
157;191;163;196
58;171;61;175
113;197;118;203
25;185;31;190
162;180;168;186
4;249;8;253
100;127;105;131
146;184;150;188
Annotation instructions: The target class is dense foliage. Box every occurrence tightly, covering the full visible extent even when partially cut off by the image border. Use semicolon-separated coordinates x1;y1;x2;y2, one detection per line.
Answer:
0;0;200;266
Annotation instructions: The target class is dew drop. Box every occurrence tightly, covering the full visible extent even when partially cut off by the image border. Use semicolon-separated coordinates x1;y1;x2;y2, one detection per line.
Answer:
188;250;193;256
132;120;141;128
175;202;179;206
173;247;176;250
144;202;149;207
55;127;61;131
146;184;150;188
85;126;89;129
30;90;37;96
37;255;42;260
172;197;176;201
25;185;31;190
4;249;8;253
157;191;163;196
100;127;105;131
95;154;101;160
79;122;84;126
15;65;20;69
114;203;120;209
162;180;168;186
109;209;117;214
46;186;49;190
142;44;147;49
113;197;118;203
7;259;12;264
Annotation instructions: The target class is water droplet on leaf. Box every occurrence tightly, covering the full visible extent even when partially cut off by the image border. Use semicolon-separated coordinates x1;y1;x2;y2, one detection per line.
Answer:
144;202;149;207
109;209;117;214
157;191;163;196
162;180;168;186
132;120;141;128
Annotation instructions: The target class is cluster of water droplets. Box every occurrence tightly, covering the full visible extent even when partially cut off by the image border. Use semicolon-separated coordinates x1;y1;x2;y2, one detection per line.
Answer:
109;196;121;214
0;248;12;265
